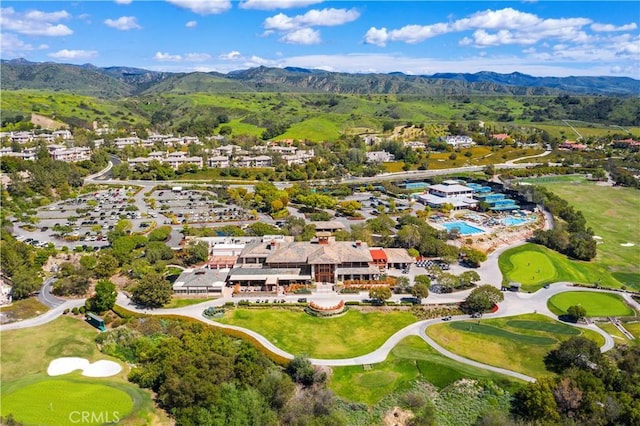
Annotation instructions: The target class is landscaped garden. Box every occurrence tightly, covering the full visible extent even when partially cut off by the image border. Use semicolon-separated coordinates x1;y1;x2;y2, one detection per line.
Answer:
499;243;622;292
426;314;605;378
330;336;520;405
215;308;417;359
0;316;164;425
547;291;635;317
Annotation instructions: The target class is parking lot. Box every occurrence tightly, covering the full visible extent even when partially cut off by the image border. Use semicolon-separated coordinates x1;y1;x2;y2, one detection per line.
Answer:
150;189;256;224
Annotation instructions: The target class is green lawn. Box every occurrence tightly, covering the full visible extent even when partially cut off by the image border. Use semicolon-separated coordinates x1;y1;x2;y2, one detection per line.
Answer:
499;243;623;292
329;336;520;405
426;314;605;378
216;308;417;359
535;182;640;288
547;292;635;317
1;377;134;426
164;297;214;309
598;323;632;346
623;321;640;341
0;316;163;425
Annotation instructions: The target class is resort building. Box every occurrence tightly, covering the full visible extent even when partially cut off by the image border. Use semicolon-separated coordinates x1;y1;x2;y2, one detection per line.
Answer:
224;234;412;292
417;181;477;210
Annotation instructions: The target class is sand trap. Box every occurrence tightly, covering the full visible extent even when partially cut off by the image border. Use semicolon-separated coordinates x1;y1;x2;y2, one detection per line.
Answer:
593;236;603;240
47;357;122;378
620;243;635;247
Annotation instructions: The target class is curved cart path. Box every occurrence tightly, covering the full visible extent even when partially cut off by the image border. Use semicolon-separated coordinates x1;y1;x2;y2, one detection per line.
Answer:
2;283;632;383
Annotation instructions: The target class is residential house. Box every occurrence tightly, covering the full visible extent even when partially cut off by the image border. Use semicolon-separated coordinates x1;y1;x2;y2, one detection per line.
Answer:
366;150;395;163
441;135;475;148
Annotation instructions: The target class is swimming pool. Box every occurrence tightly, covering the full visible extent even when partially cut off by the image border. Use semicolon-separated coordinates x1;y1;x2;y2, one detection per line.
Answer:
441;221;484;235
501;216;530;226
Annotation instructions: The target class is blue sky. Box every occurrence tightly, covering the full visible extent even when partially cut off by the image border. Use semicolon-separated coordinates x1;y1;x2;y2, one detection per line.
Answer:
2;1;639;77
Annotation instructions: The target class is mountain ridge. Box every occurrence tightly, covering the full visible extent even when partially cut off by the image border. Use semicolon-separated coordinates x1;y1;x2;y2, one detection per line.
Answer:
2;58;638;98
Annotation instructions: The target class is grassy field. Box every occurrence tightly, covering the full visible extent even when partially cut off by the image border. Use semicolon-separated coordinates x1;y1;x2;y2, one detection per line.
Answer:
426;313;605;378
0;316;165;425
547;292;635;317
533;181;640;287
598;323;633;346
623;321;640;341
164;297;214;309
1;377;134;426
499;243;621;292
0;297;49;323
329;336;520;405
216;308;416;359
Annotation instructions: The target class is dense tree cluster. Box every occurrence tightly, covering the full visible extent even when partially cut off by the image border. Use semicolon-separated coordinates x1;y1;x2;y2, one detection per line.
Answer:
98;318;344;425
512;338;640;425
517;185;597;261
0;234;50;299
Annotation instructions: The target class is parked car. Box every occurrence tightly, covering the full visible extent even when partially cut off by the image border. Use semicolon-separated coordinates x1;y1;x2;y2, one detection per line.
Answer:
297;298;308;303
442;316;452;321
470;312;483;319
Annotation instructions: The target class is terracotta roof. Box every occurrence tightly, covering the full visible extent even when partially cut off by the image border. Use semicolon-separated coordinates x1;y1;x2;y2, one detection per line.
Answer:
369;249;388;262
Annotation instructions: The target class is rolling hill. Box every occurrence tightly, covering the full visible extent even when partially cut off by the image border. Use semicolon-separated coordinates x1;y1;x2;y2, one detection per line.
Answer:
1;59;638;98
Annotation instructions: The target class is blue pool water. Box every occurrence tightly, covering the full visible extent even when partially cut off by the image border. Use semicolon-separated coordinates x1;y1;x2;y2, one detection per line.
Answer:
442;221;484;235
501;216;529;226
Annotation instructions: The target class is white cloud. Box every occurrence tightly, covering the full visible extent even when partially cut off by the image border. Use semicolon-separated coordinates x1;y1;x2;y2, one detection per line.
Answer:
219;51;242;60
365;7;599;48
154;51;212;62
264;8;359;31
23;10;71;21
166;0;231;15
104;16;141;30
240;0;323;10
155;51;183;61
0;7;73;36
115;0;133;4
0;33;48;55
591;22;637;32
281;28;321;44
185;20;198;28
48;49;98;60
364;27;388;47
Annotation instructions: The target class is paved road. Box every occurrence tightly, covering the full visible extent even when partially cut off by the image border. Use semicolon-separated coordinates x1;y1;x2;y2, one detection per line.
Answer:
0;299;85;332
37;278;66;308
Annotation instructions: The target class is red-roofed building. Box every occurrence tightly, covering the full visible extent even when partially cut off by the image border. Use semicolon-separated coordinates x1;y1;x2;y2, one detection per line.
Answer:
369;249;388;271
491;133;510;142
612;138;640;151
559;140;587;150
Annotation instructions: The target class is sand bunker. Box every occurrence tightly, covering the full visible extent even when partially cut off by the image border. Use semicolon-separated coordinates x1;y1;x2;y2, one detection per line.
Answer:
593;236;603;240
620;243;635;247
47;357;122;378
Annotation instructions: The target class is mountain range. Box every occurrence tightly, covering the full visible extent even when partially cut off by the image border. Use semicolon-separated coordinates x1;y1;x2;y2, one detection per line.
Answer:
2;58;638;98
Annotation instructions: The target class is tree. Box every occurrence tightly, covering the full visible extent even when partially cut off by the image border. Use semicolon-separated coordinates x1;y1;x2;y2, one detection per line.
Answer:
10;267;42;299
566;305;587;322
88;279;117;313
511;377;561;423
285;357;324;387
411;282;430;301
544;336;602;373
185;241;209;265
464;284;504;313
369;286;392;303
460;247;487;267
130;272;172;308
94;252;119;278
395;276;410;293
